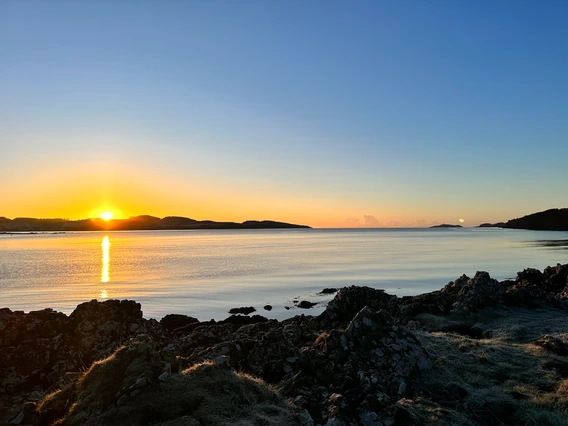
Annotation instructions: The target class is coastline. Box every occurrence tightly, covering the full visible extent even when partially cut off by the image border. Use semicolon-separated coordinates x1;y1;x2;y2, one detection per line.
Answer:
2;263;568;425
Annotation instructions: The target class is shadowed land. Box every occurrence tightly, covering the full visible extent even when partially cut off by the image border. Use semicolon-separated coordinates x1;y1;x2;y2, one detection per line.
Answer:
480;208;568;231
0;215;310;232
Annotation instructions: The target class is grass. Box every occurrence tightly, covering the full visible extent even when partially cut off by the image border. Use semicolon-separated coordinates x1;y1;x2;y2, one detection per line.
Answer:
404;305;568;425
37;339;298;426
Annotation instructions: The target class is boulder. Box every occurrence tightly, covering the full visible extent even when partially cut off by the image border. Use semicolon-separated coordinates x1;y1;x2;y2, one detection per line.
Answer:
451;271;504;315
160;314;199;332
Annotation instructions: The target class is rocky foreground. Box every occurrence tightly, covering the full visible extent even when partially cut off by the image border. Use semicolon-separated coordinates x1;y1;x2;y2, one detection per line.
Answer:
2;265;568;425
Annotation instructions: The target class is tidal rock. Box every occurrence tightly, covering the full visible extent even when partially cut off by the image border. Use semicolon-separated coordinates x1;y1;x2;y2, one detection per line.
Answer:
297;301;317;309
228;306;256;315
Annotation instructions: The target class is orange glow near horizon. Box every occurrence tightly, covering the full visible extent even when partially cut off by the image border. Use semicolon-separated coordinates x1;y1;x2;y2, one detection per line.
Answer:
0;158;495;227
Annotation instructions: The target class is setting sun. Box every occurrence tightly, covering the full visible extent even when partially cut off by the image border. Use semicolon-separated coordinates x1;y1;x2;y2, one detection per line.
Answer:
101;211;113;221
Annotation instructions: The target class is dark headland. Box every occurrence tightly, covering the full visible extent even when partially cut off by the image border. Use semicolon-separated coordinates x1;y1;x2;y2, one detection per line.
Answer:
479;208;568;231
0;215;311;232
3;263;568;425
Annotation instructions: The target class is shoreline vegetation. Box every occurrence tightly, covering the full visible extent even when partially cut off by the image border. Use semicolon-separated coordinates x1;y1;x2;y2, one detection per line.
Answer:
3;264;568;425
0;215;311;232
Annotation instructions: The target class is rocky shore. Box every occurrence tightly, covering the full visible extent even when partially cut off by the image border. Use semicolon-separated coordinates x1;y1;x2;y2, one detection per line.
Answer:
2;264;568;425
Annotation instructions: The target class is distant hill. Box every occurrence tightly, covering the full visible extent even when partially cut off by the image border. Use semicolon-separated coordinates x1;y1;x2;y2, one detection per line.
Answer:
478;208;568;231
0;216;311;232
430;224;463;228
502;208;568;231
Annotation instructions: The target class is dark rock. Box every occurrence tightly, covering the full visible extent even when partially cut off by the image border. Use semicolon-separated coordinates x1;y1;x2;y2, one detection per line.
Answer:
451;271;504;315
0;299;152;424
516;268;544;287
320;288;338;295
160;314;199;331
544;263;568;294
264;305;273;311
228;306;256;315
319;286;398;328
220;314;268;326
297;301;317;309
399;272;506;320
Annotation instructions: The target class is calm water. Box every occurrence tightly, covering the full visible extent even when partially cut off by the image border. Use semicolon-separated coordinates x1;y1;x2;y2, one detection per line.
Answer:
1;228;567;320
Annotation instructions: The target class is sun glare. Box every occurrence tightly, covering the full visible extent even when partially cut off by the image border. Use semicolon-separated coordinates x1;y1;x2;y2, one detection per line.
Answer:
101;211;113;221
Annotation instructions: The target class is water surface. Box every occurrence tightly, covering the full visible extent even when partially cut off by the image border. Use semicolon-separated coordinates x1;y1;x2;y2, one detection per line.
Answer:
1;228;567;320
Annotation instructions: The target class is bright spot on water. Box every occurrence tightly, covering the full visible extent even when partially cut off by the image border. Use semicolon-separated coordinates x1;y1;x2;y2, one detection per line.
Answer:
101;236;110;283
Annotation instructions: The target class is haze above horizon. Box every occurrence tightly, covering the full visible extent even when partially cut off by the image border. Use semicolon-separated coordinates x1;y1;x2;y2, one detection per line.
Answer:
1;1;567;228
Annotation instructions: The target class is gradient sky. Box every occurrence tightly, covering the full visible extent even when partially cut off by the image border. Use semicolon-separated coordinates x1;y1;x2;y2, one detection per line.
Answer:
1;1;567;228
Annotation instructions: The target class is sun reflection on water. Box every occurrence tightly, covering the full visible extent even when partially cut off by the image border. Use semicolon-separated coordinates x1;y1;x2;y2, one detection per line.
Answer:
100;235;110;298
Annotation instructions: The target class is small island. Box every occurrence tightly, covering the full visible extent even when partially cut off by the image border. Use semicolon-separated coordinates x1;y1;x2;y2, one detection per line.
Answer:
429;223;463;228
0;215;311;232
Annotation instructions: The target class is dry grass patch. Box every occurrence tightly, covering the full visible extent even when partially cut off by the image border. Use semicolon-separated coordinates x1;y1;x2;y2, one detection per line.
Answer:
408;307;568;425
37;340;298;426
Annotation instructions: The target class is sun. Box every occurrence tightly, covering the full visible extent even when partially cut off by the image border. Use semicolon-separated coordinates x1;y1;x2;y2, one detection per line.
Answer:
101;211;113;221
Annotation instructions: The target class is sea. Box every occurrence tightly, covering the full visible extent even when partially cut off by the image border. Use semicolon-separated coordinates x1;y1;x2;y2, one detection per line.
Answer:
1;228;567;321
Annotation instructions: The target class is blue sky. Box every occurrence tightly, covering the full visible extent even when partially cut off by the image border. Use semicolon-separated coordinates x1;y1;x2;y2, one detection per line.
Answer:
1;1;567;226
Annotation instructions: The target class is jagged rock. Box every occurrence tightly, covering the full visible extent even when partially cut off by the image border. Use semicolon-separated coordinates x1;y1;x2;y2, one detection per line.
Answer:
451;271;504;315
220;314;268;326
68;299;146;362
0;299;150;424
160;314;199;331
546;263;568;296
319;286;398;328
516;268;544;286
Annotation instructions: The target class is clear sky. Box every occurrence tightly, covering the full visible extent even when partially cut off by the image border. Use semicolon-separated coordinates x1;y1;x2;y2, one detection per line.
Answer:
1;1;567;227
